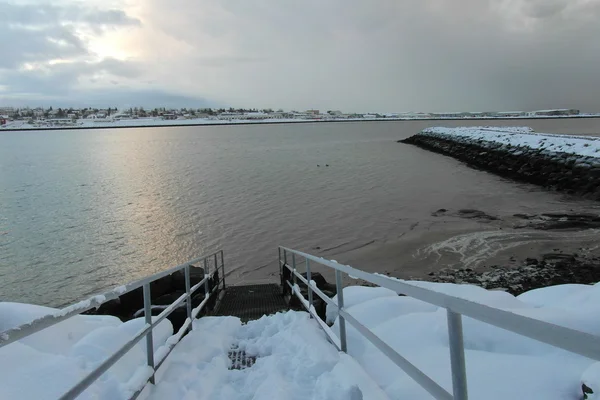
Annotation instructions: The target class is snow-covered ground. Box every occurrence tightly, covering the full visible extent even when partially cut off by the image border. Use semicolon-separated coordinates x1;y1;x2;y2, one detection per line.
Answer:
3;281;600;399
328;281;600;399
2;114;600;131
422;126;600;158
0;117;316;130
0;302;173;399
143;313;387;400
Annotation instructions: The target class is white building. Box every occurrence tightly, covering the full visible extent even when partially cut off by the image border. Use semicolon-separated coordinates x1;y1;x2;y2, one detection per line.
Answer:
217;112;244;121
0;107;16;116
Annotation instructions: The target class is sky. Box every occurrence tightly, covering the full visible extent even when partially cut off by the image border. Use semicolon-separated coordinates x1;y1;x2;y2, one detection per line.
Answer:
1;0;600;112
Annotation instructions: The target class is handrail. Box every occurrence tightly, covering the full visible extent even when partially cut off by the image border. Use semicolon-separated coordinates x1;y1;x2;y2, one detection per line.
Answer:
0;249;226;400
279;245;600;400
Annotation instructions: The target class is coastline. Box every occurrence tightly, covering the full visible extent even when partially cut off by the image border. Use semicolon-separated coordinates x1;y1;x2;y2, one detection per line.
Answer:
400;126;600;199
2;114;600;132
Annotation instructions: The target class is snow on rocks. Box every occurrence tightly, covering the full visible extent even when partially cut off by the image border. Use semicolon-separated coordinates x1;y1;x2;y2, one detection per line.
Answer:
401;127;600;200
329;282;600;399
421;126;600;158
0;302;172;400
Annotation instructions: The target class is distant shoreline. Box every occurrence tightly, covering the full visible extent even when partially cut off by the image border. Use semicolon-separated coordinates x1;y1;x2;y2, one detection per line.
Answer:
1;115;600;132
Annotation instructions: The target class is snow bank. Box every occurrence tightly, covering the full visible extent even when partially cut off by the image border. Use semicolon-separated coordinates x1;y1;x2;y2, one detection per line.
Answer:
421;126;600;158
0;302;173;400
326;286;397;324
146;312;388;400
330;281;600;399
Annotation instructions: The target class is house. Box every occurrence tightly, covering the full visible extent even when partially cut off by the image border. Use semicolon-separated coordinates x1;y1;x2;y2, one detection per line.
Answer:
0;107;15;116
245;112;269;120
497;111;525;118
271;112;293;119
112;113;130;120
217;112;244;121
49;118;74;125
534;109;579;116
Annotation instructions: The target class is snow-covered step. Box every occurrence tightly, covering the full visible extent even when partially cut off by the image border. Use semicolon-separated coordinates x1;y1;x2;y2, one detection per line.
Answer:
142;312;388;400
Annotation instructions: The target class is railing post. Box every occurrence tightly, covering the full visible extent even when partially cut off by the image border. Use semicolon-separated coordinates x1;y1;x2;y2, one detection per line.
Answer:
447;310;468;400
142;283;155;384
214;253;218;278
221;250;226;290
184;265;192;329
204;258;210;299
292;253;297;289
283;249;288;295
335;270;347;352
306;258;313;314
278;247;283;294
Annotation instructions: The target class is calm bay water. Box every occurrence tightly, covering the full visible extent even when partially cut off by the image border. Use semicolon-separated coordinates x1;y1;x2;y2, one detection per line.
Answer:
1;119;600;307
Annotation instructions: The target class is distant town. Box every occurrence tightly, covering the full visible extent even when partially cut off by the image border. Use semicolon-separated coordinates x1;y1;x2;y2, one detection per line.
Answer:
0;106;592;130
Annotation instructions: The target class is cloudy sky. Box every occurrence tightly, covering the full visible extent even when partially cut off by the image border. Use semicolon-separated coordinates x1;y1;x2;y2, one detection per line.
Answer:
1;0;600;112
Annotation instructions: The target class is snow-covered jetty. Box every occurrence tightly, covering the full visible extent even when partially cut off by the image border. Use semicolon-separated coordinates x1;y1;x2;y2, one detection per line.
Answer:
400;127;600;199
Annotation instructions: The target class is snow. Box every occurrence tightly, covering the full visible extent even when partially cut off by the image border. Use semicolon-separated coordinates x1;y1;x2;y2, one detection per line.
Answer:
144;312;388;400
329;281;600;399
421;126;600;158
0;302;172;400
326;286;398;324
4;281;600;399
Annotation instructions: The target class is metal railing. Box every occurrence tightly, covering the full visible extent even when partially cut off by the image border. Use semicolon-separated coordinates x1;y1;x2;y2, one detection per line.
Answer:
279;246;600;400
0;250;226;400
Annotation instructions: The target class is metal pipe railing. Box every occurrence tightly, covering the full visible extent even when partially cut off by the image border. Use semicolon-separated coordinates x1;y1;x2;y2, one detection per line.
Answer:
279;245;600;400
1;250;225;400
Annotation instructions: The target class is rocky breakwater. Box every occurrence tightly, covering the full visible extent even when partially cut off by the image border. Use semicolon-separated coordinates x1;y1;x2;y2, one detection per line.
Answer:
400;126;600;199
86;265;219;331
427;253;600;296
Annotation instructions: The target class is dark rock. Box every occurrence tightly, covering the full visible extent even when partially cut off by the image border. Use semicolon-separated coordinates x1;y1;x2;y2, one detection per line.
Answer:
399;132;600;201
85;264;218;333
457;209;498;221
582;383;594;399
426;253;600;296
299;272;337;294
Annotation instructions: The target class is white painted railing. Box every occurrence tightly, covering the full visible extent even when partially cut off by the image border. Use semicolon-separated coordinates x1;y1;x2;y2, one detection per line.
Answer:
0;250;225;400
279;246;600;400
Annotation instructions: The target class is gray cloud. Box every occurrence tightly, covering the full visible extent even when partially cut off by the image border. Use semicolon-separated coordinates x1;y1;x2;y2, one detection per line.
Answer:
0;2;140;27
4;87;212;109
3;58;141;95
2;0;600;112
0;24;86;68
135;0;600;112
